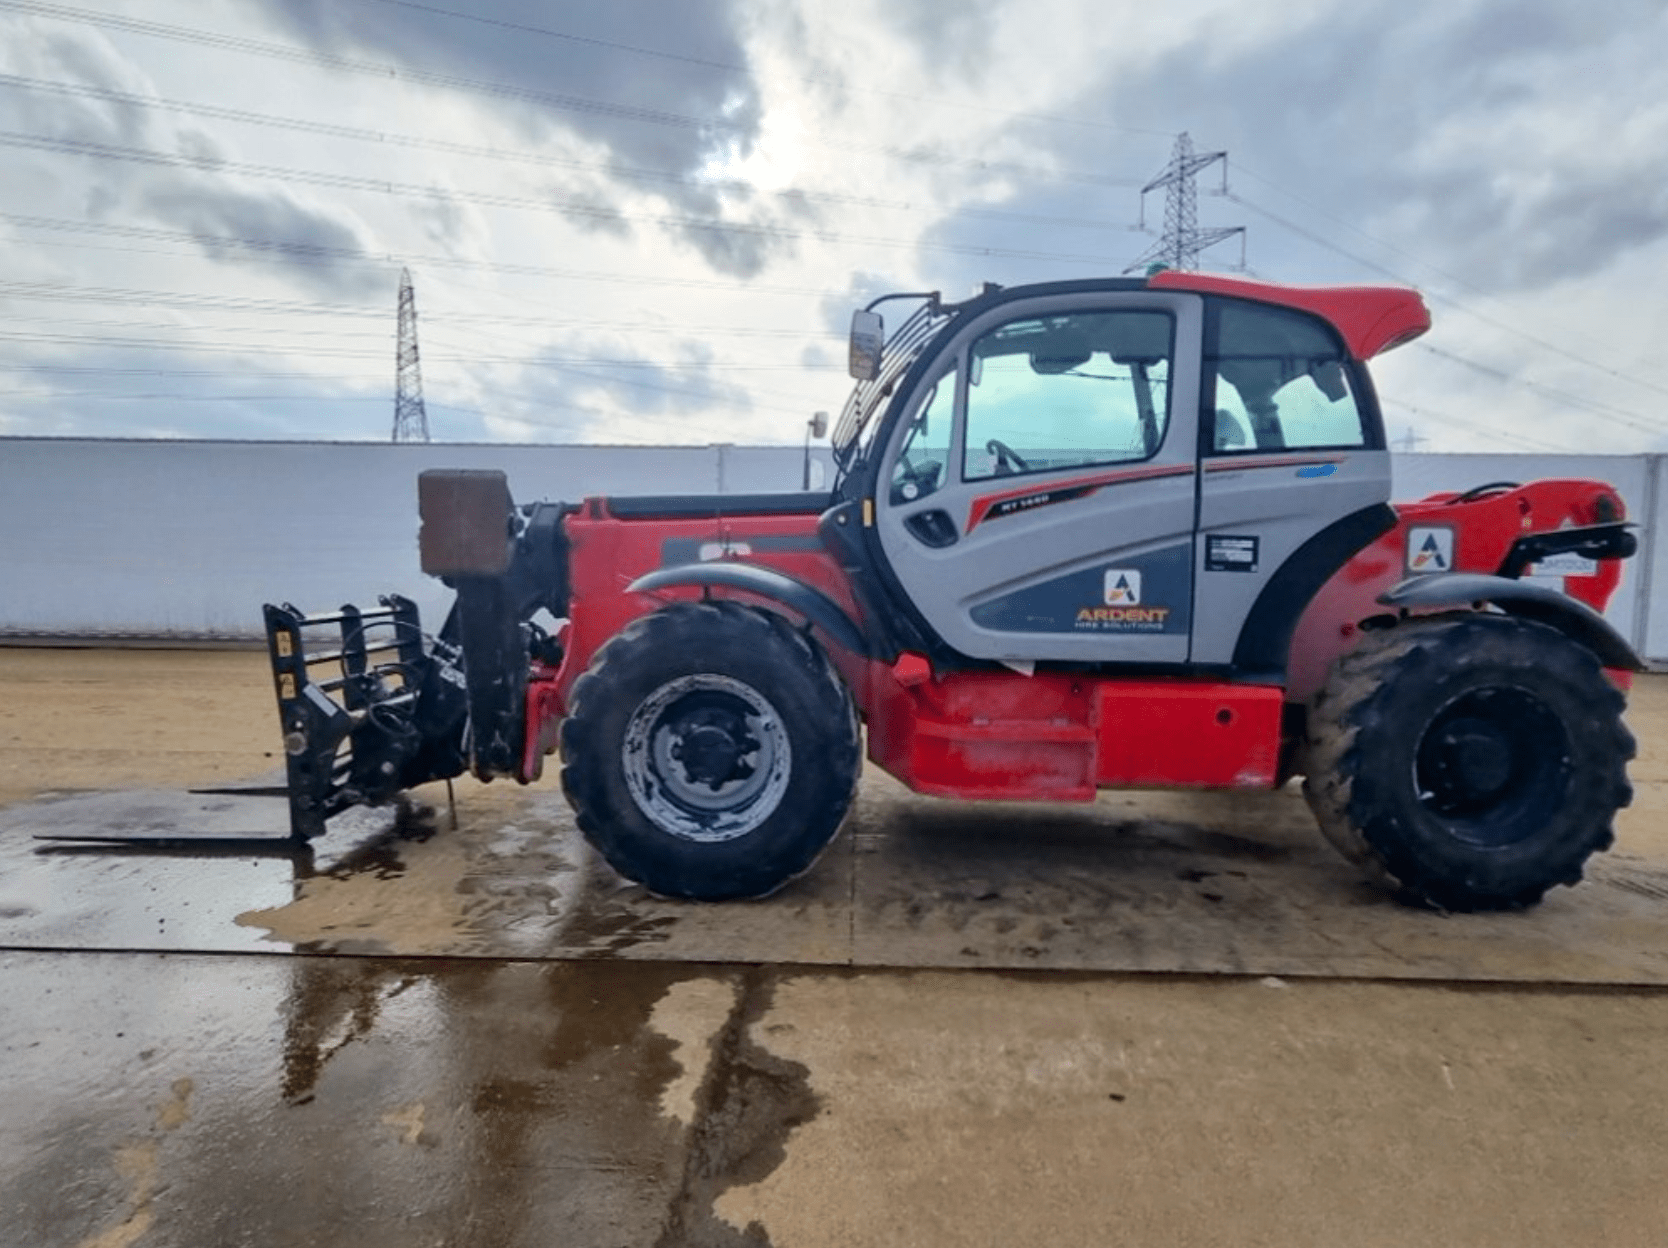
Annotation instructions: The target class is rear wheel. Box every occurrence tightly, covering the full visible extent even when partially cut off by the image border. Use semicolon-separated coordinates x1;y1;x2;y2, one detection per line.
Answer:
560;601;859;900
1303;615;1633;910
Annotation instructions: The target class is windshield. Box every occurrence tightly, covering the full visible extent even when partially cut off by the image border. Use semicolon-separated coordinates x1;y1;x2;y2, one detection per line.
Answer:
831;298;951;476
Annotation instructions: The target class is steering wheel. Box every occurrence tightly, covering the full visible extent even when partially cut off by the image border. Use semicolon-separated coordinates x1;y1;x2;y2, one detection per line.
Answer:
985;438;1031;476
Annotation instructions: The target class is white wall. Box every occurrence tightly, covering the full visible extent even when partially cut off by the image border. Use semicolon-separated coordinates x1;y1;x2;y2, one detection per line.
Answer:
0;438;1659;658
1646;455;1668;662
0;439;828;640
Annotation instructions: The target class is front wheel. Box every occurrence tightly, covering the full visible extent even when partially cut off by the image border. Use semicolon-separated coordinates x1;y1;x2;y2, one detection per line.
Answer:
1303;615;1634;910
560;601;859;900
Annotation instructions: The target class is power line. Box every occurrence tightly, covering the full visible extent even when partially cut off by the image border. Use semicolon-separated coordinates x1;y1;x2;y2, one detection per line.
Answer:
12;0;1665;423
0;326;843;368
0;73;1143;230
9;227;1666;442
0;285;833;343
347;0;1174;140
1416;344;1667;437
0;212;828;292
2;26;1662;446
1378;397;1570;453
1226;187;1668;406
10;214;1666;444
0;1;1142;189
0;129;1137;267
13;318;376;340
15;202;1666;445
0;388;385;399
0;0;731;132
4;367;382;379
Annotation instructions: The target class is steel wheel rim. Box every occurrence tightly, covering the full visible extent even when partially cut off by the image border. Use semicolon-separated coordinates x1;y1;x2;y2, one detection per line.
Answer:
621;673;792;843
1412;685;1571;848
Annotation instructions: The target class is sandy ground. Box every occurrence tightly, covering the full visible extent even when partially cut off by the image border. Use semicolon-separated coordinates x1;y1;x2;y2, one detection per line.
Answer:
0;647;279;807
4;647;1668;1247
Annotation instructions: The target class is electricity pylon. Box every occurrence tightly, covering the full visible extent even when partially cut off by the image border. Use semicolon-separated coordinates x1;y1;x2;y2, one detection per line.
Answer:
1125;132;1245;274
392;267;430;443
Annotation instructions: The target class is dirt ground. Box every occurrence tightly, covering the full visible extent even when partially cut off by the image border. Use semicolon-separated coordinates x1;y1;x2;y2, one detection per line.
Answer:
6;647;1668;1247
0;647;280;807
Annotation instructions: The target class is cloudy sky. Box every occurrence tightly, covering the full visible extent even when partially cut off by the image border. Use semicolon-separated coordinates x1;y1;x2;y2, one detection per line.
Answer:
2;0;1666;452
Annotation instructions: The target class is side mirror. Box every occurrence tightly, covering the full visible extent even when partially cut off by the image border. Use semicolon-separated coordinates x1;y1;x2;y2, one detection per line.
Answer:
849;310;884;381
809;410;829;439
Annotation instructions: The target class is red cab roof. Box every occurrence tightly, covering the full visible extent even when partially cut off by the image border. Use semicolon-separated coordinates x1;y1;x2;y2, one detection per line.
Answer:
1148;270;1430;360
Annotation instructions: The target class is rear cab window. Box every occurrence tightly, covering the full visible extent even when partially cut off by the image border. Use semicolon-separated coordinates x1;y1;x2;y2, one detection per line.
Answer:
1206;300;1375;454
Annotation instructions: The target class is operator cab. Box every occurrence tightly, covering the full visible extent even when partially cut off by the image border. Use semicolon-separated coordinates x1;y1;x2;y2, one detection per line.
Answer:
836;274;1426;677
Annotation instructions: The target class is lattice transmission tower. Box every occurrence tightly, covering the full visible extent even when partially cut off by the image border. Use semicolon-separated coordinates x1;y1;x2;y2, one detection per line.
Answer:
1124;132;1245;274
392;267;429;443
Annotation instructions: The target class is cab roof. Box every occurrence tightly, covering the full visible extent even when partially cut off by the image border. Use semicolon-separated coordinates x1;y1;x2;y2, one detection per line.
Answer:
1148;270;1430;360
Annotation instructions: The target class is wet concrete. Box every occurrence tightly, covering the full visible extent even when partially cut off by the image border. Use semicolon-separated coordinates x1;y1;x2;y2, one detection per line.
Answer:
7;650;1668;984
8;651;1668;1245
9;950;1668;1248
0;951;804;1248
7;767;1668;982
714;970;1668;1246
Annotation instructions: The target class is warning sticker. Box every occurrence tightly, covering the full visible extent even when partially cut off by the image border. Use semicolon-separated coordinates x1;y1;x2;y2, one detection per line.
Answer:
1530;550;1599;578
1103;569;1142;605
1406;526;1454;573
1206;535;1259;573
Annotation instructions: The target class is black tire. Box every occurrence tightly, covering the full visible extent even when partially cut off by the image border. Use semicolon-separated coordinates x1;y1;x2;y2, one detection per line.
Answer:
560;601;859;900
1303;614;1634;911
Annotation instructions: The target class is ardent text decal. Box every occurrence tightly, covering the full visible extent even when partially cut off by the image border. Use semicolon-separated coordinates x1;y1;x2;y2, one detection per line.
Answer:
1075;567;1169;631
966;542;1191;636
1075;604;1171;630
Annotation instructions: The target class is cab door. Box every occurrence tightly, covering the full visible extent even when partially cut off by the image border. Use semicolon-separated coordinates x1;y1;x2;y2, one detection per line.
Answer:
873;290;1203;665
1190;297;1393;670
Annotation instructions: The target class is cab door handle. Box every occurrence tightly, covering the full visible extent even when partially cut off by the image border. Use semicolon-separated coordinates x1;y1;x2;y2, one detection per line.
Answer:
904;509;959;548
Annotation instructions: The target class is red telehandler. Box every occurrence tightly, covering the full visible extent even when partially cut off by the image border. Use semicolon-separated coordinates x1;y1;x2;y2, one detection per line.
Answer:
265;271;1639;909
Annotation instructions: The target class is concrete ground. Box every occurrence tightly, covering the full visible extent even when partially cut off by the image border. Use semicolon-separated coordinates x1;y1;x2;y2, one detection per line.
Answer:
3;648;1668;1247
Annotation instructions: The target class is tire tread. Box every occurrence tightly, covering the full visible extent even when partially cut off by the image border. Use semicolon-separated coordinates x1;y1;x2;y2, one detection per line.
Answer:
1303;615;1633;910
560;601;859;899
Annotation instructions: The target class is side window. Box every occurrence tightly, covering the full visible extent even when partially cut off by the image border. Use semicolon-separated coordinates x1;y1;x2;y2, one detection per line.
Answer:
962;309;1174;481
1210;301;1367;453
889;369;955;504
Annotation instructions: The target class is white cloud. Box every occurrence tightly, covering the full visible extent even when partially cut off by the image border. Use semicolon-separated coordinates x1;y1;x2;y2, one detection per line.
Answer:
0;0;1663;453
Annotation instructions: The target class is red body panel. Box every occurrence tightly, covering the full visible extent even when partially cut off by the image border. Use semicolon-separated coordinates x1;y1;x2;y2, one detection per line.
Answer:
1096;682;1284;789
1287;479;1627;702
1149;271;1431;359
540;500;1295;799
552;498;856;705
865;665;1283;800
531;479;1626;802
864;664;1099;799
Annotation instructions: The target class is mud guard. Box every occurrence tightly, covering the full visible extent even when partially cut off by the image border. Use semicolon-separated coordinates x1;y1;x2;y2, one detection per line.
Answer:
1378;573;1641;670
627;563;876;659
